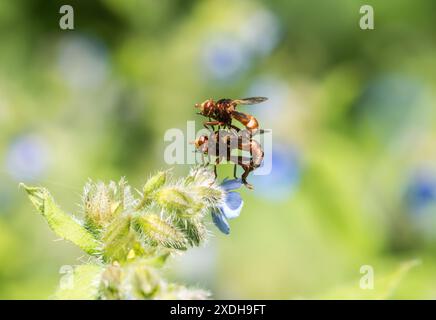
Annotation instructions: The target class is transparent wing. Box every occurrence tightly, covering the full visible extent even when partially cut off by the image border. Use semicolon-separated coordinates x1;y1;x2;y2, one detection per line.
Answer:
232;97;268;105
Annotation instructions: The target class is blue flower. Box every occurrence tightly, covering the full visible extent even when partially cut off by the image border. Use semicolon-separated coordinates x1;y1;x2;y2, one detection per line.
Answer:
6;134;49;181
201;36;249;81
211;178;244;235
406;170;436;213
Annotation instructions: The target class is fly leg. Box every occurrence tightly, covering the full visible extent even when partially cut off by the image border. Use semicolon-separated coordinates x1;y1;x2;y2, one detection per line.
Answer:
231;155;254;189
229;123;240;132
210;156;222;185
203;121;224;131
226;130;240;179
208;117;215;132
214;157;222;179
238;158;254;189
240;165;254;190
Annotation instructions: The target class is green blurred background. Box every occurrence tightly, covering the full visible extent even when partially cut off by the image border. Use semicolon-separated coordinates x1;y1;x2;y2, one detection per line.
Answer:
1;0;436;299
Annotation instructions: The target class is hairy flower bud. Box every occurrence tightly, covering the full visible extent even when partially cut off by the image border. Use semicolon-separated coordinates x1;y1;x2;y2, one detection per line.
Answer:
137;171;167;210
143;171;167;197
176;218;207;247
82;178;137;233
134;214;188;250
155;187;200;216
83;182;114;230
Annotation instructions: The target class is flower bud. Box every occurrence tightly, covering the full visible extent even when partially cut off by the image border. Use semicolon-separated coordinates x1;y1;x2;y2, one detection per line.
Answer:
193;185;224;206
143;171;167;196
176;219;207;247
137;171;167;210
155;187;197;216
134;214;188;250
83;182;118;231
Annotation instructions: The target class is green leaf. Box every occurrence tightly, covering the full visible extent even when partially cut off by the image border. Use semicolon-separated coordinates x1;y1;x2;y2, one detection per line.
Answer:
55;264;104;300
21;184;101;255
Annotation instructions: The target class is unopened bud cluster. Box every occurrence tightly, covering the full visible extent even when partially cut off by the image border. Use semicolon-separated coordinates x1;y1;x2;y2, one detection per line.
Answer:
21;167;224;300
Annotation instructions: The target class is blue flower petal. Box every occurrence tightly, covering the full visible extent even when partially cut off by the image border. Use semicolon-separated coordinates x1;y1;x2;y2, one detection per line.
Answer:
211;208;230;235
220;178;243;191
225;191;243;210
221;192;243;219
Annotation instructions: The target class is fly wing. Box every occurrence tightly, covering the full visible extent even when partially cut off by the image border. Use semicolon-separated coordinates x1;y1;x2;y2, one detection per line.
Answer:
232;97;268;105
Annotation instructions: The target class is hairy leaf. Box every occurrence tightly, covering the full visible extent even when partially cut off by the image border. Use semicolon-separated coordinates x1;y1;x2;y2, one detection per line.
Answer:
21;184;100;255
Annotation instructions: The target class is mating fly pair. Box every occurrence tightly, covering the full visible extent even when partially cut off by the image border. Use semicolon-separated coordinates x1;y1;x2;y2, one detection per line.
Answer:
193;97;267;189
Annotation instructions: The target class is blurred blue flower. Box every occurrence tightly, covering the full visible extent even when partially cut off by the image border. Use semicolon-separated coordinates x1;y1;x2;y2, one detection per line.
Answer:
211;178;244;234
5;134;49;181
407;170;436;213
200;9;280;82
201;36;249;81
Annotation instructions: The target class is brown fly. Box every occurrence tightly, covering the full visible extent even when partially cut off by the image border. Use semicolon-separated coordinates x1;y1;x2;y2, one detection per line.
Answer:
193;130;264;189
194;97;268;133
